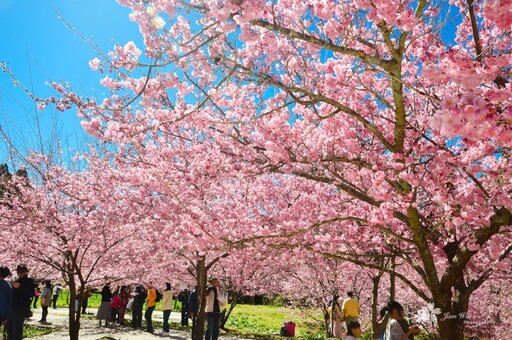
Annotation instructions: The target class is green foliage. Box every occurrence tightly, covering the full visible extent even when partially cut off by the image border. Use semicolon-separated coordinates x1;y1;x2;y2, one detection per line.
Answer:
58;289;182;312
23;324;56;338
84;290;102;308
268;295;288;307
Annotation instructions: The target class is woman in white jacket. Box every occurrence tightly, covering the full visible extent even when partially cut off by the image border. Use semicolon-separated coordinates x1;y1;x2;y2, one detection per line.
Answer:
161;283;174;334
205;278;227;340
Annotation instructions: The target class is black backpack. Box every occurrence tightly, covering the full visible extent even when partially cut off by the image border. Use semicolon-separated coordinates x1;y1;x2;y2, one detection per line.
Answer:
155;290;163;302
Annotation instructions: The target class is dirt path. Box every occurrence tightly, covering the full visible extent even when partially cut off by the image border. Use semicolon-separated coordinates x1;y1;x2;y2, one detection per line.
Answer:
26;307;194;339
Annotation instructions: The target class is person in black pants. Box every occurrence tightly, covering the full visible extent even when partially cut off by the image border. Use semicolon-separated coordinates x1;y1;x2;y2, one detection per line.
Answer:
39;280;52;323
178;288;190;326
32;284;41;309
52;283;61;309
6;265;34;340
187;286;198;339
131;285;146;328
205;278;227;340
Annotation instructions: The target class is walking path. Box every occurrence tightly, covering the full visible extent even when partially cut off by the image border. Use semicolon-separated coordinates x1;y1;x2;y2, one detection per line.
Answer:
26;307;201;339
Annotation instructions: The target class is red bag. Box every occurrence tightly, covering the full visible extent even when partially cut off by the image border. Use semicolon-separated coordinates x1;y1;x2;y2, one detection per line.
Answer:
284;321;295;337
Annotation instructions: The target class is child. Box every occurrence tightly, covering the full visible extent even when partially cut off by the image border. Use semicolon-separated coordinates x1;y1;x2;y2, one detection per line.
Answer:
344;321;362;340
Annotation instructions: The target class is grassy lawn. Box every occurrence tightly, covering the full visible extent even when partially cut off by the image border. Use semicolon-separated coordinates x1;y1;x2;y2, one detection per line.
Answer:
24;324;57;338
225;304;325;339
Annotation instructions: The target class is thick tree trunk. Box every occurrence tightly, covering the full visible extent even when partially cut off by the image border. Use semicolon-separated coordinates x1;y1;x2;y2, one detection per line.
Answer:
192;257;207;340
67;273;81;340
434;289;470;340
437;317;466;340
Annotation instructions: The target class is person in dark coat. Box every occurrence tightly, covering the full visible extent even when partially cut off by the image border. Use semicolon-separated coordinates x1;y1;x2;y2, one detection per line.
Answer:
187;286;199;339
0;266;12;332
6;265;34;340
131;284;146;328
178;288;190;326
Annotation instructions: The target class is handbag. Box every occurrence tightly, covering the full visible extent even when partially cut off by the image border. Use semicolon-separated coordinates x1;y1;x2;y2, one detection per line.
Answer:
126;298;134;311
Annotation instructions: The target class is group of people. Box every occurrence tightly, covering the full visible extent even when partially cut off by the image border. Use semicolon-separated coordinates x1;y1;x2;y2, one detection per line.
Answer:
327;291;362;339
0;264;65;340
0;265;36;340
93;281;173;334
327;291;421;340
0;262;230;340
92;276;227;339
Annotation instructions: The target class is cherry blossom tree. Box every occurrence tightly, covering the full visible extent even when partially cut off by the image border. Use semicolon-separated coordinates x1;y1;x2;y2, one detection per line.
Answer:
0;156;146;340
16;0;511;339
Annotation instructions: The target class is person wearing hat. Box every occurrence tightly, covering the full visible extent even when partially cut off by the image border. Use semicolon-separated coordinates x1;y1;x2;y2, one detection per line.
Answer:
6;264;34;340
205;277;228;340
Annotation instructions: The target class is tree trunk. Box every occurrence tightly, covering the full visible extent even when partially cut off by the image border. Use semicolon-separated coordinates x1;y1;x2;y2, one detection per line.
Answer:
434;289;470;340
436;317;466;340
371;274;381;339
389;256;396;302
67;273;81;340
192;257;207;340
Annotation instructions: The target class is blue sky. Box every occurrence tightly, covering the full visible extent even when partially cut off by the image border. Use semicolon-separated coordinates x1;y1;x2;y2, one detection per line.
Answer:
0;0;142;168
0;1;461;171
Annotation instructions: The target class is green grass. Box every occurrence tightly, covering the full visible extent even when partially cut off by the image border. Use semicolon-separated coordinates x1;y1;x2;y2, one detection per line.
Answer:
23;324;57;338
225;304;324;338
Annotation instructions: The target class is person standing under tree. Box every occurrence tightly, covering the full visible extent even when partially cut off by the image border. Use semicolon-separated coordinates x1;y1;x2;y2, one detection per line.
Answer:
342;291;360;331
117;285;129;326
329;295;342;338
96;284;113;327
51;283;61;309
205;278;227;340
32;283;41;309
38;280;52;324
131;284;146;329
0;266;12;335
78;288;92;315
187;286;198;339
144;282;157;333
178;288;190;326
6;265;34;340
161;283;173;335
